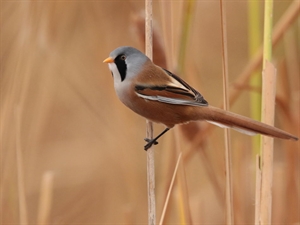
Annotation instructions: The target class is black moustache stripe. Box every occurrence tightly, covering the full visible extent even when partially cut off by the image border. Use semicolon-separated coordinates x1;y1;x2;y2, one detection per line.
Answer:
114;55;127;82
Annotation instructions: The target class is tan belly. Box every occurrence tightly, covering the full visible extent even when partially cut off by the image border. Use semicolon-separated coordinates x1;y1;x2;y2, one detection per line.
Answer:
120;90;203;128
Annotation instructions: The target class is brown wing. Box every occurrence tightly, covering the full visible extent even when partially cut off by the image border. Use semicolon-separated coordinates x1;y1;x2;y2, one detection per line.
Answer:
135;67;208;106
162;68;208;105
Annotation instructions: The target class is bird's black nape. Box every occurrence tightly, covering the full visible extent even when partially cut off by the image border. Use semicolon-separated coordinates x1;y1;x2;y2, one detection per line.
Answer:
114;54;127;81
144;128;170;150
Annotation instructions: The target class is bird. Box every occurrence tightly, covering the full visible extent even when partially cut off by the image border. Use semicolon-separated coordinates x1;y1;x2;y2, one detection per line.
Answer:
103;46;298;150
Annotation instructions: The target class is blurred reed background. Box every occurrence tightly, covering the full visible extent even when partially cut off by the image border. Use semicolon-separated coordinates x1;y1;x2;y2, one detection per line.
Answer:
1;1;299;224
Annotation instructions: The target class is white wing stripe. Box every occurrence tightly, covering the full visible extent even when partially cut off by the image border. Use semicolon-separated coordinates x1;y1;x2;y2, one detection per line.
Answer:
136;93;207;106
136;93;158;101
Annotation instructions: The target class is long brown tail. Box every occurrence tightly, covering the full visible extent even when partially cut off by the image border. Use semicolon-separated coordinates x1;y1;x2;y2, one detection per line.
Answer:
198;105;298;141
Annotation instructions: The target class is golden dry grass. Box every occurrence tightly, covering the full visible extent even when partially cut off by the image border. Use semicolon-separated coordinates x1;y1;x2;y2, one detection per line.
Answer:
1;1;299;224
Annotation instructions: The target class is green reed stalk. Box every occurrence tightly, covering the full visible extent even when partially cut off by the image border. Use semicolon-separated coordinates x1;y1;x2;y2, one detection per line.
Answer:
248;0;262;154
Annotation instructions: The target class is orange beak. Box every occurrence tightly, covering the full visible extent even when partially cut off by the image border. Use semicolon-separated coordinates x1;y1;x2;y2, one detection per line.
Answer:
103;57;114;63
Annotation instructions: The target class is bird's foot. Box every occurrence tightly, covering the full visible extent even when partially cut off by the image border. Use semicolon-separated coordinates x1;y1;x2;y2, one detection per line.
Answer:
144;138;158;151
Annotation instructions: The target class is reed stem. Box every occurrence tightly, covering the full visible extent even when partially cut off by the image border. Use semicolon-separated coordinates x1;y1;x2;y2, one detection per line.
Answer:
258;0;275;223
145;0;156;224
248;0;262;154
220;0;234;223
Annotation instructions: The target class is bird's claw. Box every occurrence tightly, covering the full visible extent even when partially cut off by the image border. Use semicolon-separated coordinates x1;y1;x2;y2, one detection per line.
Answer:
144;138;158;151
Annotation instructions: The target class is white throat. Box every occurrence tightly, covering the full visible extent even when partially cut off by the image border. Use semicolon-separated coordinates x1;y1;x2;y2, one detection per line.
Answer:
108;62;131;103
108;63;122;84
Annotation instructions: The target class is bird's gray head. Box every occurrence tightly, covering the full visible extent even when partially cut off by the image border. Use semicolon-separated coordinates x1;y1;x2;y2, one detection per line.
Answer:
103;46;150;82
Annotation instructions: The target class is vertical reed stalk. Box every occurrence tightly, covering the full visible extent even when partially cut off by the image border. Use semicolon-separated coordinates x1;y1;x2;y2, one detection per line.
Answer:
262;1;273;69
259;61;276;224
258;0;275;223
177;0;196;74
159;0;174;69
228;0;299;112
219;0;234;223
255;155;262;225
248;0;262;153
145;0;155;224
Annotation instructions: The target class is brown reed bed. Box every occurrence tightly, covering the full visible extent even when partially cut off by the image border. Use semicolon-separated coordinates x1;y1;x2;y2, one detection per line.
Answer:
1;1;299;224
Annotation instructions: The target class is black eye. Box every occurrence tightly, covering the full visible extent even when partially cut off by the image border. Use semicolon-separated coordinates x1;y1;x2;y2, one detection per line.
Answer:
120;55;126;60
